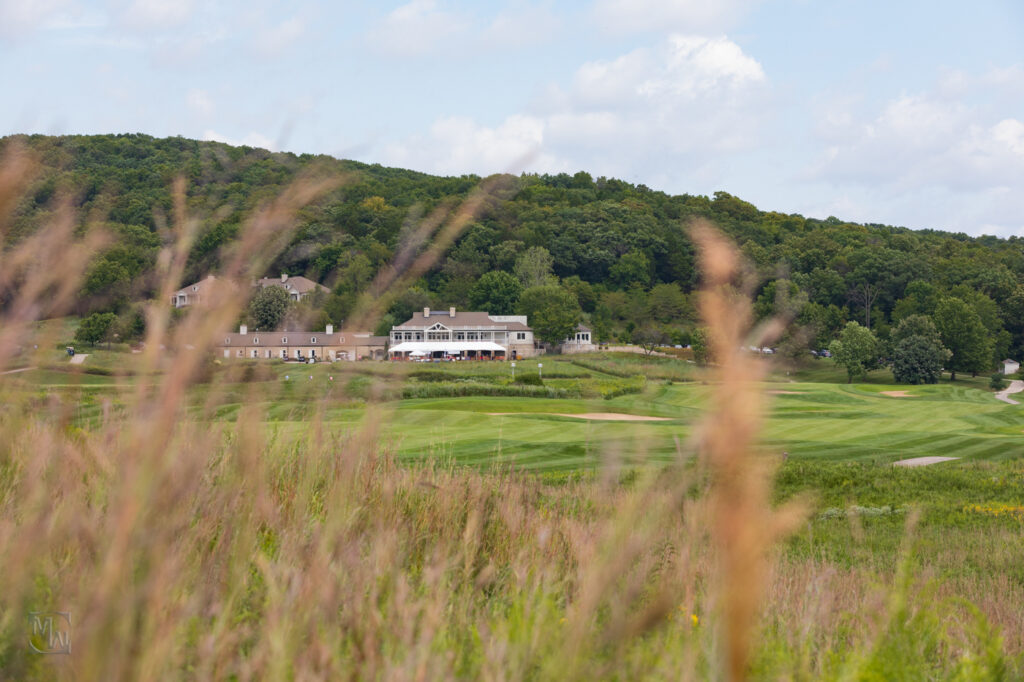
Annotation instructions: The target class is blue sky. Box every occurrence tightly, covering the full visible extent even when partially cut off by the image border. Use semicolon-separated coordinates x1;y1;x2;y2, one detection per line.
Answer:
2;0;1022;236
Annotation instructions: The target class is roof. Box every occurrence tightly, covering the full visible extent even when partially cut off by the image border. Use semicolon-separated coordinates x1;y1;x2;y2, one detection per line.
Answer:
255;275;329;295
174;275;234;297
217;331;383;348
576;324;592;332
388;341;507;354
394;310;531;331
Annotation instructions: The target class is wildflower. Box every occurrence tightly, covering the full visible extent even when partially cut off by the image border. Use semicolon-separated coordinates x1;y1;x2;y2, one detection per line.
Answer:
559;617;567;625
691;614;699;627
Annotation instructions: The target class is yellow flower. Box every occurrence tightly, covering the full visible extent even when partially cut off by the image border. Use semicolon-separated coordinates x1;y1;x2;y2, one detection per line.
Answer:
559;617;567;625
691;614;699;627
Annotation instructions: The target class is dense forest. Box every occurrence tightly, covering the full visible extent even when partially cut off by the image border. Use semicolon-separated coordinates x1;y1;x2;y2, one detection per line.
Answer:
4;133;1024;377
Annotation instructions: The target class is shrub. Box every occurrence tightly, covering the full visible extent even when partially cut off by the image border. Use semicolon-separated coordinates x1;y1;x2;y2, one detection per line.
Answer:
990;373;1007;390
513;373;543;386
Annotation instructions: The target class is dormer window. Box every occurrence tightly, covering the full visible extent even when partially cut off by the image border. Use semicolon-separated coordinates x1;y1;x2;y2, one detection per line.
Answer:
253;337;259;344
192;285;198;291
310;337;317;344
224;337;231;344
282;337;288;343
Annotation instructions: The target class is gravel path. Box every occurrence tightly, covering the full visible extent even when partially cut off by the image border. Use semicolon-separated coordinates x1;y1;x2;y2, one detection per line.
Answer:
995;379;1024;405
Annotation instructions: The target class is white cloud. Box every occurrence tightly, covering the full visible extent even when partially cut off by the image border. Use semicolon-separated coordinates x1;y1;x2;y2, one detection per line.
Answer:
367;0;469;57
379;114;558;176
203;130;276;151
376;33;768;186
186;89;214;116
591;0;759;34
481;4;560;48
253;16;304;56
118;0;195;29
0;0;78;38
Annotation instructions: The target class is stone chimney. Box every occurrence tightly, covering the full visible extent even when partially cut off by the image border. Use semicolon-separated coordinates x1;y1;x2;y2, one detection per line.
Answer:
240;324;247;335
423;307;430;318
449;307;456;317
326;324;333;335
281;273;288;283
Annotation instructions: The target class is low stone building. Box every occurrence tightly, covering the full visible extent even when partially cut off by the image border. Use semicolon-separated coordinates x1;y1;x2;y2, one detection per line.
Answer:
216;324;387;361
173;273;328;308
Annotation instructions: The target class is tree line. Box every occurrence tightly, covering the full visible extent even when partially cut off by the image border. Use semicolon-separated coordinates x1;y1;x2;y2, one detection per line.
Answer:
6;133;1024;376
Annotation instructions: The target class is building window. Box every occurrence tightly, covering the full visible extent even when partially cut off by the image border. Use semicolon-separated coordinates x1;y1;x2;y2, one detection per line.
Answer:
516;332;526;340
224;337;231;344
282;337;288;343
280;350;287;358
253;337;259;344
236;350;243;357
252;350;258;358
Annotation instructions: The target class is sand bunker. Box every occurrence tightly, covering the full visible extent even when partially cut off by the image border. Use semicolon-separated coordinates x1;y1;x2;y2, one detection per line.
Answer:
768;390;805;395
880;390;917;398
893;456;959;467
488;412;671;421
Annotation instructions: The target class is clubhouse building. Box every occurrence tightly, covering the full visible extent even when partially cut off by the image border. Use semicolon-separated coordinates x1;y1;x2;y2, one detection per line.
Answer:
388;308;537;360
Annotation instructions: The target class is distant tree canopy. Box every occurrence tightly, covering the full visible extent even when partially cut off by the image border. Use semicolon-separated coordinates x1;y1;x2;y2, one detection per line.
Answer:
829;322;879;383
4;132;1024;368
248;286;291;331
517;285;582;347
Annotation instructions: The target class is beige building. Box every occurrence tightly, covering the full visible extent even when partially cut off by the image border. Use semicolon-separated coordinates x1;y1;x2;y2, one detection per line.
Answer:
171;275;234;308
388;308;537;360
254;273;329;302
217;324;387;361
561;324;597;354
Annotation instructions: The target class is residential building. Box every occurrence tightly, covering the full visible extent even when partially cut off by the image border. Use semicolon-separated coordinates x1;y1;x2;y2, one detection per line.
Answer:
254;273;329;302
171;275;229;308
388;307;537;360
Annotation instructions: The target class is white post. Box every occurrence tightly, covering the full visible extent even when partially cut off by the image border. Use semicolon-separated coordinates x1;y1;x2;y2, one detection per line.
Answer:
538;362;542;380
511;361;516;380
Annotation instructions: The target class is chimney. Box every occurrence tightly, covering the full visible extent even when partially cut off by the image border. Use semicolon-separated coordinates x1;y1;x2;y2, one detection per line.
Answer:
240;324;247;335
423;307;430;318
449;307;456;318
326;324;333;335
281;273;288;283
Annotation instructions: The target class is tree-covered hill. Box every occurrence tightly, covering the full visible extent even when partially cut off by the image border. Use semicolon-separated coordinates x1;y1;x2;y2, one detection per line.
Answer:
4;132;1024;368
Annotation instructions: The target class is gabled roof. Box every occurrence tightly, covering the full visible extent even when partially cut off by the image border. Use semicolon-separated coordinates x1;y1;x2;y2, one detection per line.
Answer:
174;274;234;297
217;331;385;348
255;275;329;295
395;310;531;331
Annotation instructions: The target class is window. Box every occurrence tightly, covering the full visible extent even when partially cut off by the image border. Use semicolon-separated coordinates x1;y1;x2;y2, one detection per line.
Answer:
192;285;197;291
310;337;317;344
516;332;526;341
282;337;288;343
237;350;243;357
224;337;231;344
251;350;258;358
280;350;287;358
253;337;259;344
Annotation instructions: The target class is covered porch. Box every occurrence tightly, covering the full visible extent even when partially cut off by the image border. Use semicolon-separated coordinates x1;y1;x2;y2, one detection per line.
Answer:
388;341;507;361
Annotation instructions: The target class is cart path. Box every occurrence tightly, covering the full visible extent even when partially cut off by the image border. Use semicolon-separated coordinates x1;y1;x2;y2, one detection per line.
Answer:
995;380;1024;405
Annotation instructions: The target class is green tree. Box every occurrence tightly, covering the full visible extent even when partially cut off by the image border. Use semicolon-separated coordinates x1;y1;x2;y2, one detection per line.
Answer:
74;312;119;346
631;325;668;355
517;285;582;346
608;250;651;290
647;282;691;323
891;336;951;384
828;321;879;383
513;246;556;288
248;286;291;331
469;271;522;315
691;327;711;366
933;298;993;380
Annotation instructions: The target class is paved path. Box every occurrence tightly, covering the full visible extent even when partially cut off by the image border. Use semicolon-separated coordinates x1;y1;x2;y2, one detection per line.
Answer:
995;379;1024;405
69;354;89;365
0;366;35;375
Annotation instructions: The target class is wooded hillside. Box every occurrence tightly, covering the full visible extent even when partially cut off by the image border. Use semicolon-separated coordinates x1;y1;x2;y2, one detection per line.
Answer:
5;133;1024;368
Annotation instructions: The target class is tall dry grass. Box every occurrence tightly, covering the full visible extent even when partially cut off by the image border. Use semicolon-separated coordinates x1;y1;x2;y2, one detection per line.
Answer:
0;145;1015;681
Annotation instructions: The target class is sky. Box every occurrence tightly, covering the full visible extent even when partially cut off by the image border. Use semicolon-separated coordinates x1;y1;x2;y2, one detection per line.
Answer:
2;0;1023;237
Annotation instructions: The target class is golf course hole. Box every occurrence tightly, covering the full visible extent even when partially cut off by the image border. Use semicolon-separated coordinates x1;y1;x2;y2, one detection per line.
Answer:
488;412;672;421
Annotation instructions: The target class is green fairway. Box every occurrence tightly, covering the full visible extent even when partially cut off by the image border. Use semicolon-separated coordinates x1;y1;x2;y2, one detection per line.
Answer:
362;379;1024;470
